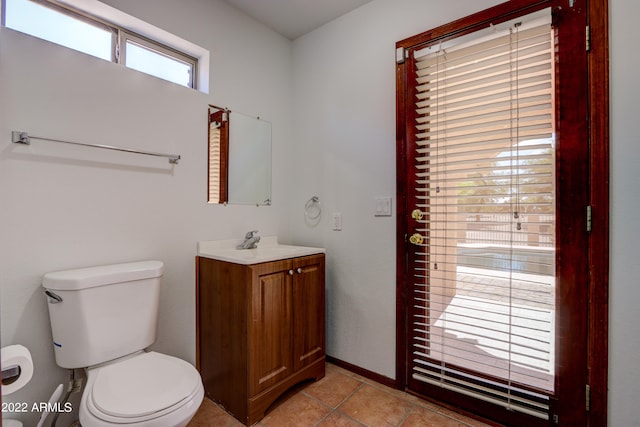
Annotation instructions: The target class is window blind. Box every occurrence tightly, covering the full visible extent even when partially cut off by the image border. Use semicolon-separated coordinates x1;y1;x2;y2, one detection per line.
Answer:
208;106;228;204
409;10;554;420
209;120;221;203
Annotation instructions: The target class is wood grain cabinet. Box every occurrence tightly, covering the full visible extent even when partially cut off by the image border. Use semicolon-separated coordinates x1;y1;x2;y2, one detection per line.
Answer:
196;253;325;425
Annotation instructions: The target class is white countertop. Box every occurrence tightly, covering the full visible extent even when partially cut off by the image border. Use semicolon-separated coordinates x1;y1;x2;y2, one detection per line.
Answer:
198;236;325;265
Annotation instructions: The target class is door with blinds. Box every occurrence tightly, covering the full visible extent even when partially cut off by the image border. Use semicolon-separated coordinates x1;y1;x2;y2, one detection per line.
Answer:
396;2;589;426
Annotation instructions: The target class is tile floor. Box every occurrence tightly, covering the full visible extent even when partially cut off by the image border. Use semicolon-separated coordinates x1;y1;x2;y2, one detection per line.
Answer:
188;363;495;427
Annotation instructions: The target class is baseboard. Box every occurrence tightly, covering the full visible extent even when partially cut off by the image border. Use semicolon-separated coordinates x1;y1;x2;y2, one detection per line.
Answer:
325;355;399;390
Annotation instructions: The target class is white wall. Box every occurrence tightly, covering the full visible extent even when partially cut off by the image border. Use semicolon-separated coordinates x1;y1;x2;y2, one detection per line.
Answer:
0;0;293;424
608;0;640;425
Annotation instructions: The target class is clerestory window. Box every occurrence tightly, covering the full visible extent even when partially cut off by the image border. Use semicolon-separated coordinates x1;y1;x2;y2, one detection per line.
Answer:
2;0;199;89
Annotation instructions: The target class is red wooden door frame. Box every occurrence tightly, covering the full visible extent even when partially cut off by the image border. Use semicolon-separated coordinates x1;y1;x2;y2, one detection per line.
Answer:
395;0;609;425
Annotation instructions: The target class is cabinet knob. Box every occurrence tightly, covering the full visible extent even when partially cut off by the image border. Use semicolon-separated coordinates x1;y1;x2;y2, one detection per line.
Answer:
297;268;303;274
289;270;295;275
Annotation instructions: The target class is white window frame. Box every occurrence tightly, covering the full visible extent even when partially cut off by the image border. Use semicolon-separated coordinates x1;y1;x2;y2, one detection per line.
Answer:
120;31;197;89
1;0;210;93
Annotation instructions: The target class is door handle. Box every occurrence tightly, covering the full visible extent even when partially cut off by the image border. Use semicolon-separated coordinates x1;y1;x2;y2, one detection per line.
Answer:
409;233;424;245
411;209;423;220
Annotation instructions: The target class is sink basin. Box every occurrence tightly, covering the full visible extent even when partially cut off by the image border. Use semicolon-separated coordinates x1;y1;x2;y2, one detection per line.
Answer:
198;236;325;265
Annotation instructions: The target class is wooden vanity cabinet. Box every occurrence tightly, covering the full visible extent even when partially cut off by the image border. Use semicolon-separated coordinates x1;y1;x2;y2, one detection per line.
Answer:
196;253;325;426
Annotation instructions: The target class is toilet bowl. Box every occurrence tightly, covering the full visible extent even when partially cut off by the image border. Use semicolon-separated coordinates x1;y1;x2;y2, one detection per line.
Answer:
80;352;204;426
43;261;204;426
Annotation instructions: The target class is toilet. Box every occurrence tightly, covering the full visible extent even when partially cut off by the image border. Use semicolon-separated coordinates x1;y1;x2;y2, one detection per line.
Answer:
43;260;204;427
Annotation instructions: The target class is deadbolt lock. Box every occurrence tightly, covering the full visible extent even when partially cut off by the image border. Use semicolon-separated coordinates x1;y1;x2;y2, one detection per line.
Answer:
411;209;423;220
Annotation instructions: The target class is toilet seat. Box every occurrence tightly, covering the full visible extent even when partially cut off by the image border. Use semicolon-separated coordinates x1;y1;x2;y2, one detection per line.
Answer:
81;352;204;426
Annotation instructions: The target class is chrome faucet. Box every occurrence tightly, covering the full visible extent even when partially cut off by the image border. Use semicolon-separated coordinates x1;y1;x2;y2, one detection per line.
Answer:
237;230;260;249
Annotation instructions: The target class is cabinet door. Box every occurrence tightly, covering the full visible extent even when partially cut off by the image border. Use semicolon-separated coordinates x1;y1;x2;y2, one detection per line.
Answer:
292;254;326;372
249;260;293;396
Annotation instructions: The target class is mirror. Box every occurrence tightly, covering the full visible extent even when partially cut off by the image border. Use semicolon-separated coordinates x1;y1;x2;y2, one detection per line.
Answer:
208;105;272;205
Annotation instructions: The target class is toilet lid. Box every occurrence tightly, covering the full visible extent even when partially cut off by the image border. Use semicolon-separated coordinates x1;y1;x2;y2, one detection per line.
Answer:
90;352;200;419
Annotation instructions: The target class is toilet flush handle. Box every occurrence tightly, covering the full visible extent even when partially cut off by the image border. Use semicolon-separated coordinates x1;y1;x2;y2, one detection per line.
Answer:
44;289;63;304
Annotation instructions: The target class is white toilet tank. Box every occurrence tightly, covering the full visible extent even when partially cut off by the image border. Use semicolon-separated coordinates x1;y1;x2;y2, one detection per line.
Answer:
43;260;164;369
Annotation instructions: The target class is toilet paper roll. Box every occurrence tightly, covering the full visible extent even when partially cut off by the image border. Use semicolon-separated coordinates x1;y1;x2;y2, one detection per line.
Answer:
1;345;34;396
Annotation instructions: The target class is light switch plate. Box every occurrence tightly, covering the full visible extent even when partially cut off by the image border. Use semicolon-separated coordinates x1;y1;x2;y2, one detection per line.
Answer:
332;212;342;231
374;197;392;217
